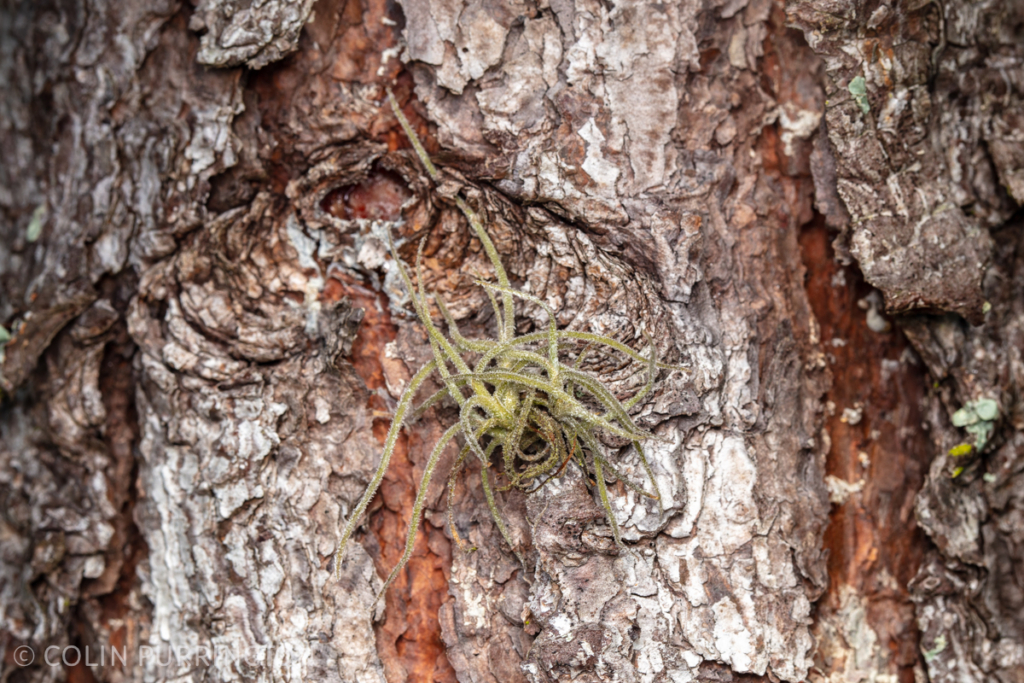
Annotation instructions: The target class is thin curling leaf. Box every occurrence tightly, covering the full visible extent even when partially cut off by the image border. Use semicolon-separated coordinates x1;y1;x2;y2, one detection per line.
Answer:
447;444;475;552
516;427;567;485
436;295;493;354
415;239;501;406
459;194;516;341
595;453;658;501
460;368;652;442
622;332;658;410
558;366;649;435
480;462;526;567
574;343;595;369
590;446;624;550
504;387;536;483
335;360;437;577
386;87;514;339
596;449;663;515
376;423;462;600
475;280;559;373
523;432;575;494
413;235;434;323
388;232;470;377
448;438;498;552
633;442;664;515
475;328;687;376
577;427;644;557
429;337;470;410
412;377;471;419
458;396;500;465
566;342;595;399
503;408;560;487
386;87;439;179
483;286;507;340
524;329;686;372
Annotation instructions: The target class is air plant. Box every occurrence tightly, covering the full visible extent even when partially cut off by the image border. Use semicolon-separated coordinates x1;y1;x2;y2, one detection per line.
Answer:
334;87;684;600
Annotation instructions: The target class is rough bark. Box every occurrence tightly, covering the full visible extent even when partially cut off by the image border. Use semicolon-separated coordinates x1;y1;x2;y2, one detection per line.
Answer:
0;1;1021;683
788;1;1024;681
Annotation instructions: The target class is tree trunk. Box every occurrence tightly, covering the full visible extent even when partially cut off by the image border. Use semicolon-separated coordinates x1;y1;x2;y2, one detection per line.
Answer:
1;0;1021;682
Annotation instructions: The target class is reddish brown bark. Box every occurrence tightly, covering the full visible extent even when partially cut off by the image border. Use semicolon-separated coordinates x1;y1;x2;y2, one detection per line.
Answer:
326;187;457;683
802;221;932;681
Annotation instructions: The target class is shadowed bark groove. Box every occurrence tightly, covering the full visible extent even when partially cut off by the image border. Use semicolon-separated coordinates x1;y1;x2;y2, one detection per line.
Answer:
801;220;932;682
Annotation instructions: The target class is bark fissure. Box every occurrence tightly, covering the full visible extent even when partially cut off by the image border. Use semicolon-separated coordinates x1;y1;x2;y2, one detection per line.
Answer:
801;219;932;682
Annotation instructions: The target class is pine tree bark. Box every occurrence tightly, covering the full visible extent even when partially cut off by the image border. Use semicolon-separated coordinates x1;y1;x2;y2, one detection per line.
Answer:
0;0;1021;682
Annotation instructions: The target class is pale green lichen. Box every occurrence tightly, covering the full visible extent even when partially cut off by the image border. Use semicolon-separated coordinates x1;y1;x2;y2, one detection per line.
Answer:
922;634;947;663
951;398;999;451
333;88;684;601
848;76;870;114
26;203;46;243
